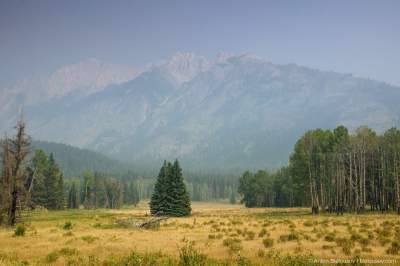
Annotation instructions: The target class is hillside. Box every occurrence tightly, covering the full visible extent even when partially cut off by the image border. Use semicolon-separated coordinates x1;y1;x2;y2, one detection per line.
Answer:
31;141;131;177
2;53;400;172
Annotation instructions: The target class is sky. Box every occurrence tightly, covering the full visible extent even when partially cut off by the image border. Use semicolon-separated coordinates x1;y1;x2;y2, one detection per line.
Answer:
1;0;399;86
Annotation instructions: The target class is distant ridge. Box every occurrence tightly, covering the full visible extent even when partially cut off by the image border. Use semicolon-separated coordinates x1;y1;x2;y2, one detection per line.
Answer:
2;52;399;172
32;140;131;178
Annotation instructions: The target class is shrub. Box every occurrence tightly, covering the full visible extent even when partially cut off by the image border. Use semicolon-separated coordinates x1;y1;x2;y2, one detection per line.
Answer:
63;221;73;230
277;254;320;266
361;247;372;253
245;231;255;240
324;233;335;242
263;238;274;248
223;238;242;254
179;242;207;266
386;241;400;255
121;251;143;265
279;233;299;242
257;249;265;257
303;220;313;227
258;228;267;238
14;224;26;237
46;251;59;263
335;237;353;256
237;254;252;266
81;235;98;244
59;248;78;256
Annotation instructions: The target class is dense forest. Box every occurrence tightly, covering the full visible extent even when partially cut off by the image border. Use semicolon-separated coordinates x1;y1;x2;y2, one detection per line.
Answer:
2;118;399;226
239;126;400;215
32;141;132;177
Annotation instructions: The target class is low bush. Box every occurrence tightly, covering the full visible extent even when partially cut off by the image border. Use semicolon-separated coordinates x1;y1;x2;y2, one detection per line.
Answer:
14;224;26;237
45;251;59;263
279;233;299;242
386;241;400;255
63;221;73;230
262;238;274;248
179;242;207;266
223;238;242;254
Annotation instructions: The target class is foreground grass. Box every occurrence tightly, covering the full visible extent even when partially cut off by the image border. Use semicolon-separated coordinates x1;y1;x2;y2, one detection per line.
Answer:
0;202;399;265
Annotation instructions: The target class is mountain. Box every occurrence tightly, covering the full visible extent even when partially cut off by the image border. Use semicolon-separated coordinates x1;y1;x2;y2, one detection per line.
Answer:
0;58;140;132
2;53;400;172
31;141;131;178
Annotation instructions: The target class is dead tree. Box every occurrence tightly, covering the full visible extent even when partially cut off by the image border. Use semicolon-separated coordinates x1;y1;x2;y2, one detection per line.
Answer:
1;119;30;226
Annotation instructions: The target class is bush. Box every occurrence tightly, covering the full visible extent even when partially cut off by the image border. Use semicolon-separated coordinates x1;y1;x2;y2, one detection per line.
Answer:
223;238;242;254
263;238;274;248
63;221;73;230
81;235;98;244
335;237;353;256
303;220;313;227
14;224;26;236
324;233;335;242
257;249;265;257
386;241;400;255
245;231;255;240
179;242;207;266
46;251;59;263
59;247;78;256
258;228;267;237
279;233;299;242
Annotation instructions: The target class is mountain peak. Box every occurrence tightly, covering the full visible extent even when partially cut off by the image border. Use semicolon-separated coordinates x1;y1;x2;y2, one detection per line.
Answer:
163;52;211;84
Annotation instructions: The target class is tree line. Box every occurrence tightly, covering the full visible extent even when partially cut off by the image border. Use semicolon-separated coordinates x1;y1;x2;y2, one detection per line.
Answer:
239;126;400;215
66;172;140;209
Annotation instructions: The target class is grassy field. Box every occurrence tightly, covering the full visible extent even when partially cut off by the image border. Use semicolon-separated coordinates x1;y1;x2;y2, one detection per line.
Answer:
0;202;399;265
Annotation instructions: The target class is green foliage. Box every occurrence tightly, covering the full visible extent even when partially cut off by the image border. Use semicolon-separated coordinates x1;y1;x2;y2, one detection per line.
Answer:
279;233;299;242
67;183;79;209
262;238;274;248
27;150;64;210
45;251;59;263
14;224;26;236
150;160;191;217
63;221;73;230
222;237;242;253
179;242;207;266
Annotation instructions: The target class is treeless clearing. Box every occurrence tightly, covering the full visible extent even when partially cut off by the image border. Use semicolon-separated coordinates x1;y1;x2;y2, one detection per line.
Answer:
0;202;399;265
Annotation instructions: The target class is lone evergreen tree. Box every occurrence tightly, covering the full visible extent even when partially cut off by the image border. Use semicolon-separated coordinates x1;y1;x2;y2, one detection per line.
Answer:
150;160;191;216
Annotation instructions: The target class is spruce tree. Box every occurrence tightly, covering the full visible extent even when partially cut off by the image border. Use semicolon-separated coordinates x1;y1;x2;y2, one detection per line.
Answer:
67;183;79;209
150;160;191;216
168;160;191;216
27;150;48;208
149;161;169;215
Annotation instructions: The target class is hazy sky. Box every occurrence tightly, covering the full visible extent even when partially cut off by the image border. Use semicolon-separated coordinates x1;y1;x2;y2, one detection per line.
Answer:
1;0;399;86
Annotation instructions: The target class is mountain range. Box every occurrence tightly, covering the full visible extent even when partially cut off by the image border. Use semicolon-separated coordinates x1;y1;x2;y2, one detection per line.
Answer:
1;52;399;172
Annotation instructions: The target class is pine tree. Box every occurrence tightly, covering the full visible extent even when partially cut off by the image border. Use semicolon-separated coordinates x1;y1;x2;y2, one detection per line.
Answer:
168;160;191;216
229;188;236;204
67;183;79;209
149;160;191;216
149;161;169;215
26;149;48;208
132;182;140;206
42;153;64;210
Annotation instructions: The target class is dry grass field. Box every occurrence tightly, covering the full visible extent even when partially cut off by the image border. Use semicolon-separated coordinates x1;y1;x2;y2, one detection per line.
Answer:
0;202;399;265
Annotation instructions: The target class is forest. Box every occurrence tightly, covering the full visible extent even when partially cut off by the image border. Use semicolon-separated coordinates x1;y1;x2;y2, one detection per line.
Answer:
1;119;400;228
238;126;400;215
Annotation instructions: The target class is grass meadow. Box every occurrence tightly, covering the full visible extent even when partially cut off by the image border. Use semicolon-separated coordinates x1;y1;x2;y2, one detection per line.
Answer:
0;202;399;265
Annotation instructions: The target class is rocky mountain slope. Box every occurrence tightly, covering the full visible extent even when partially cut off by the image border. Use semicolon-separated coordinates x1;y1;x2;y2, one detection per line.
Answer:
2;53;399;172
